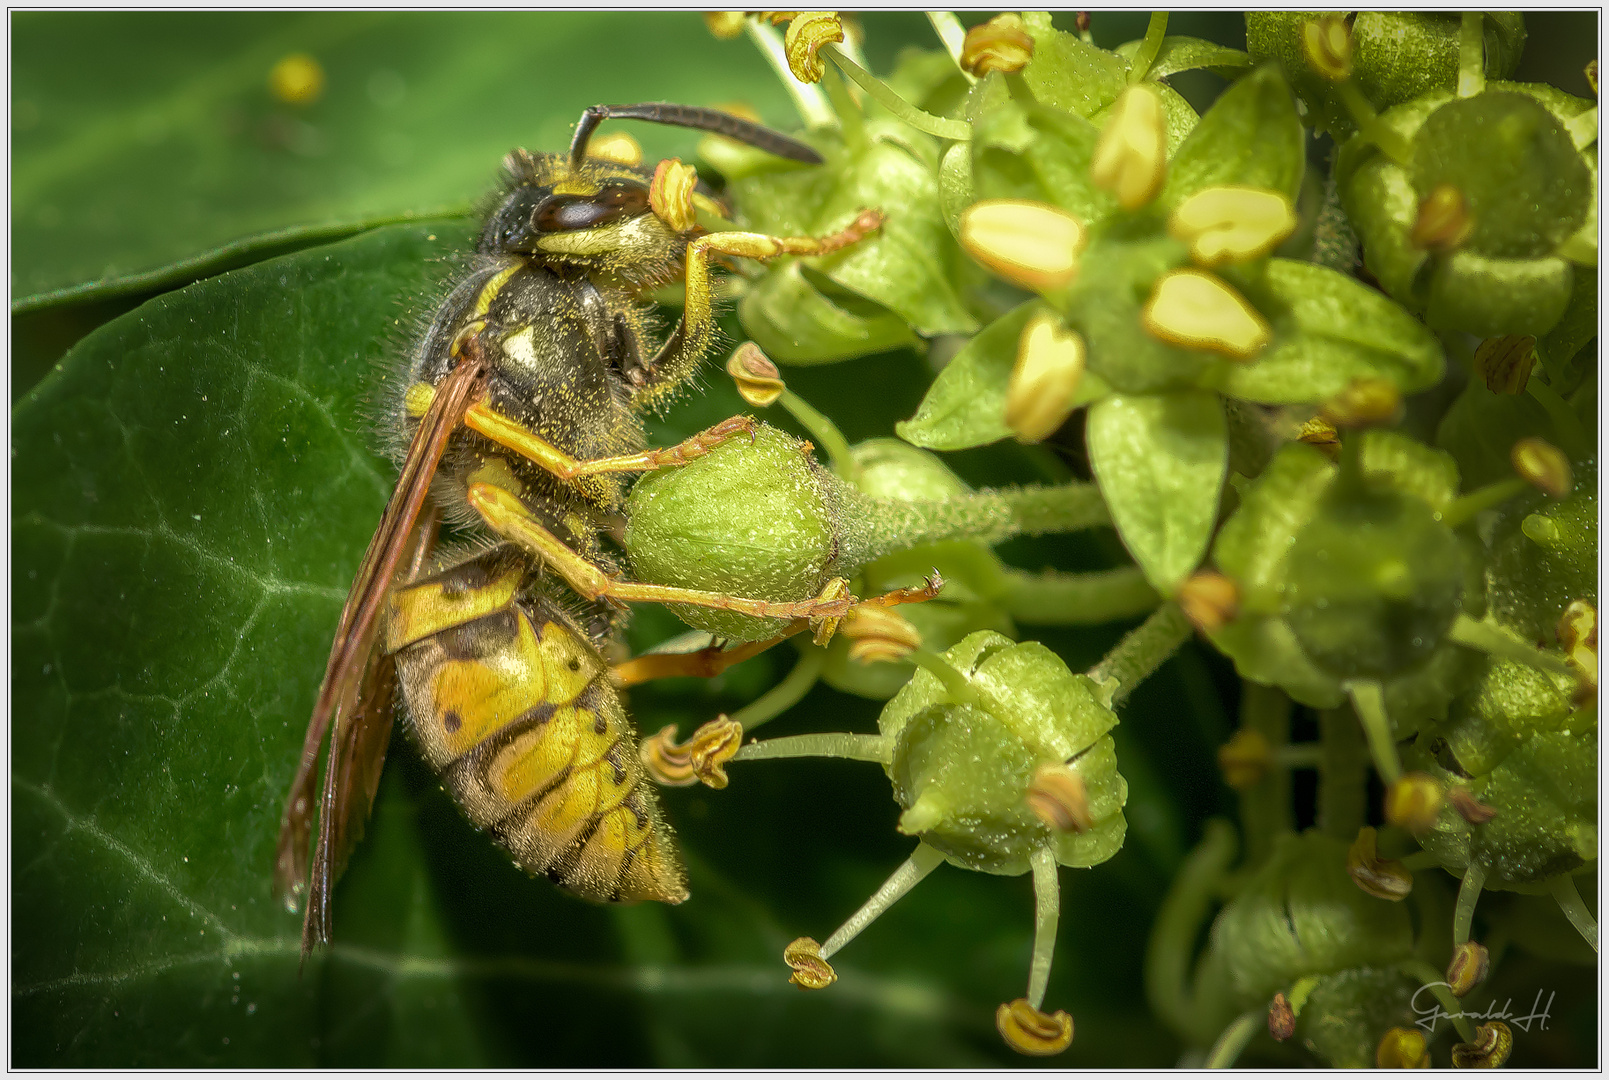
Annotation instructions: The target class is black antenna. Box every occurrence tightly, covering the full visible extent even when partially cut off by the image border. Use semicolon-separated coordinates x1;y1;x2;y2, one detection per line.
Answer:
568;103;823;169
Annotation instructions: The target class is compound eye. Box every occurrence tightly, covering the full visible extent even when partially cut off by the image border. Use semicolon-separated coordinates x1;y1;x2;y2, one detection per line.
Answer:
531;182;651;233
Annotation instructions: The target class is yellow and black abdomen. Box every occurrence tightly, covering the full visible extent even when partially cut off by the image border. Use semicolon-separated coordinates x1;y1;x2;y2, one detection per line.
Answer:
382;546;687;905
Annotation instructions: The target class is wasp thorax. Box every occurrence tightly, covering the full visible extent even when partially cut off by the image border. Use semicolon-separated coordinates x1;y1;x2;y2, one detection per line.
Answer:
876;631;1127;875
623;423;846;642
1283;486;1466;679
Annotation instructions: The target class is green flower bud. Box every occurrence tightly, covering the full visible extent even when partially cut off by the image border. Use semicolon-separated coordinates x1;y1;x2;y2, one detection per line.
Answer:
623;423;844;641
1284;487;1466;679
1210;832;1415;1004
1485;458;1597;643
1301;968;1421;1069
1407;714;1596;889
1208;431;1482;722
1246;12;1526;139
877;631;1128;875
1337;83;1596;338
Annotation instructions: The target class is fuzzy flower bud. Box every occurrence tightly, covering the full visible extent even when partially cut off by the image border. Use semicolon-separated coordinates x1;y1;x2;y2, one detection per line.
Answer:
1301;16;1353;82
1006;312;1086;443
1169;186;1298;267
1384;772;1444;834
1091;84;1167;209
726;342;785;407
703;11;748;39
784;937;838;989
1347;826;1413;901
649;158;700;233
586;131;643;166
269;53;325;106
996;998;1074;1056
1296;415;1342;460
1025;763;1093;833
1451;1021;1512;1068
960;14;1035;76
1218;729;1272;791
1511;437;1573;498
1142;269;1272;359
784;11;843;83
1377;1027;1431;1069
960;200;1087;292
1474;334;1537;395
1411;183;1474;252
1446;940;1491;997
1320;376;1402;427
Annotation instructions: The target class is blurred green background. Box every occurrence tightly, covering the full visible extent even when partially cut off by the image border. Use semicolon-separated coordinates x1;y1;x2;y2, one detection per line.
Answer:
11;10;1597;1067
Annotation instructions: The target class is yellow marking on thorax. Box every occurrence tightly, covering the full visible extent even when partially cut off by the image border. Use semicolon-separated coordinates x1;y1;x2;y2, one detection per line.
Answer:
385;563;524;654
473;261;524;318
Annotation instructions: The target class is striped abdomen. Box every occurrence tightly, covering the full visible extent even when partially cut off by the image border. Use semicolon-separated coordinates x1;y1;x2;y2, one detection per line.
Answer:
384;547;687;904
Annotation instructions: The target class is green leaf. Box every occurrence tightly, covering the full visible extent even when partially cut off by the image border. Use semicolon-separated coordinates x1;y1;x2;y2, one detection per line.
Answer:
971;100;1117;225
1018;12;1130;119
1218;258;1446;404
732;118;979;349
1115;35;1253;80
738;262;920;365
1159;63;1304;210
1085;390;1227;595
12;11;805;304
897;302;1037;450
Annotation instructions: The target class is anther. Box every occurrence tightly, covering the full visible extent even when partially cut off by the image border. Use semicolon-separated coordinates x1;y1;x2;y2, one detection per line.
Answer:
1006;312;1086;443
1451;1020;1512;1068
649;158;700;233
783;936;838;989
1446;940;1490;997
1320;376;1402;427
995;998;1074;1056
1142;270;1272;359
960;13;1035;76
1026;763;1093;833
1090;84;1167;210
1217;729;1272;792
783;11;844;84
959;200;1087;292
1377;1026;1431;1068
1511;437;1573;498
1384;772;1444;834
1301;16;1353;82
1411;183;1474;252
726;343;785;407
1267;992;1296;1041
1169;186;1298;267
1346;826;1413;901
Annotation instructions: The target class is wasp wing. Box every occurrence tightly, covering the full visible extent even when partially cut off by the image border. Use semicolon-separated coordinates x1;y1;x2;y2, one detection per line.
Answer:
274;355;486;957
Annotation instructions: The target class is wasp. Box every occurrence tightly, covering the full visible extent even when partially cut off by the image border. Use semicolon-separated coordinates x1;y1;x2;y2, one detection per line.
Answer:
272;102;914;956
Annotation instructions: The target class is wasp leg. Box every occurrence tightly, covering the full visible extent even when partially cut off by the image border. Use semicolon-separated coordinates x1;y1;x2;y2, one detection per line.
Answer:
405;382;757;481
466;480;854;622
610;575;945;687
637;209;886;394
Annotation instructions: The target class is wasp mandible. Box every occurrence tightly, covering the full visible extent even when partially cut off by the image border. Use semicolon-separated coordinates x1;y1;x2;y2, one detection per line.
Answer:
275;103;901;956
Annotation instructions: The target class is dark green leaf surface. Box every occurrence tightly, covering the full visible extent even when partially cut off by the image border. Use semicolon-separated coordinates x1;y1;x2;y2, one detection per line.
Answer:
11;11;801;304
